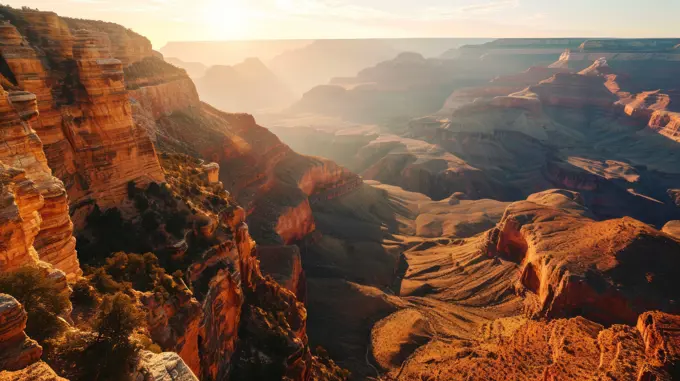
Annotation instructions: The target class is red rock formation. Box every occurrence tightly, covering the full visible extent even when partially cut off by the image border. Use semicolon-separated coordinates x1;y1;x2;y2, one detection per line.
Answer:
0;12;164;223
68;29;164;207
491;192;680;325
0;294;42;371
637;311;680;379
201;163;220;184
130;77;199;120
20;11;74;63
198;269;242;380
396;313;680;381
0;86;80;279
438;66;571;114
0;20;78;192
276;200;316;244
62;17;154;66
0;165;43;271
648;111;680;142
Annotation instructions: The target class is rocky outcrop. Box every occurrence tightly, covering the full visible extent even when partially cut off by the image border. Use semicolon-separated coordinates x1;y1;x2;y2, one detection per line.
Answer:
132;350;199;381
637;311;680;380
396;312;680;381
62;16;154;66
662;220;680;239
275;200;316;244
0;361;67;381
438;66;570;115
201;163;220;184
0;165;43;271
491;191;680;325
648;111;680;142
0;294;42;371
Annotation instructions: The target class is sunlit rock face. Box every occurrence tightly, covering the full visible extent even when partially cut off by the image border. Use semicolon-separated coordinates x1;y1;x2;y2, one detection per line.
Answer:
0;11;164;223
490;190;680;325
0;86;80;279
132;350;199;381
129;76;200;121
0;361;68;381
0;165;43;273
0;294;42;371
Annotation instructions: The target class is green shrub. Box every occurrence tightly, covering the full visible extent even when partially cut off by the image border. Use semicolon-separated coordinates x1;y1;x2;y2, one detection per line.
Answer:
47;292;144;381
95;293;145;342
71;278;99;308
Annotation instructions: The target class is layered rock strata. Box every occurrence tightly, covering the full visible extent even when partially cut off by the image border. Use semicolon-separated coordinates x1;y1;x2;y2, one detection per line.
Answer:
0;86;80;279
0;294;42;371
0;12;164;219
490;190;680;325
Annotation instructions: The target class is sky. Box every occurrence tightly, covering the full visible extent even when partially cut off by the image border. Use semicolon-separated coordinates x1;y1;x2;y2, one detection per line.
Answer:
8;0;680;49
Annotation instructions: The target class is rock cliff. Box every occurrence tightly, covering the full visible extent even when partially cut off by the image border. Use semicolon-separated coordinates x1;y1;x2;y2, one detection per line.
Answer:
0;52;80;279
0;294;42;371
0;9;164;222
491;191;680;324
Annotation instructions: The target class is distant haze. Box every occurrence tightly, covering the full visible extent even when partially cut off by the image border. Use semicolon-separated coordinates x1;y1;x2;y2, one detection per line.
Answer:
160;38;491;67
9;0;680;48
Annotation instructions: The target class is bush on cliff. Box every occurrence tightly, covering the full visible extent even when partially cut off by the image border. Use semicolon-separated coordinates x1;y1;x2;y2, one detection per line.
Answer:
46;292;144;381
0;266;71;341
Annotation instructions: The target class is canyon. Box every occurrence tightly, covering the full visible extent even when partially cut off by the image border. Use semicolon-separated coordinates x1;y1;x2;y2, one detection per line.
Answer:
0;4;679;381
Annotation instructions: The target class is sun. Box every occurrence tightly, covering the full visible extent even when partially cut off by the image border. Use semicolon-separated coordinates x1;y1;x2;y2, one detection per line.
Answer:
201;0;251;39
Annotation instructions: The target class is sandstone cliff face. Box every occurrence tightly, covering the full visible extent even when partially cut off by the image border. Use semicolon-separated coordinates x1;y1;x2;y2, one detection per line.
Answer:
0;10;164;222
0;89;80;278
0;165;44;271
62;17;154;66
0;294;42;371
130;77;199;121
0;42;80;279
490;191;680;325
197;268;243;381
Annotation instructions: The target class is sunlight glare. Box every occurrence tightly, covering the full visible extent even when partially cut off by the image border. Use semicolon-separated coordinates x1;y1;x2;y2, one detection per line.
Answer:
201;0;250;39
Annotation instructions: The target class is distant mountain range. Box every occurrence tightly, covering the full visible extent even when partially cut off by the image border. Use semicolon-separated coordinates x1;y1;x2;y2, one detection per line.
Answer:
161;38;491;94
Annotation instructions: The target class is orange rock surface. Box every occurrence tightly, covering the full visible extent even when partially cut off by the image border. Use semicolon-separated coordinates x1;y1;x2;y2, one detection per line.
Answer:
0;86;80;279
492;191;680;325
0;361;67;381
0;11;164;222
0;294;42;371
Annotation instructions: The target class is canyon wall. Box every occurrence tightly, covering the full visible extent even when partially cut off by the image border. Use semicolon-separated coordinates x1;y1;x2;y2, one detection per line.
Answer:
0;85;80;279
0;11;164;221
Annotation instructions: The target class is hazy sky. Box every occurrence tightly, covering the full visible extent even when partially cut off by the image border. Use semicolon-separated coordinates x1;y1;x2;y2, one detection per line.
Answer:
8;0;680;48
